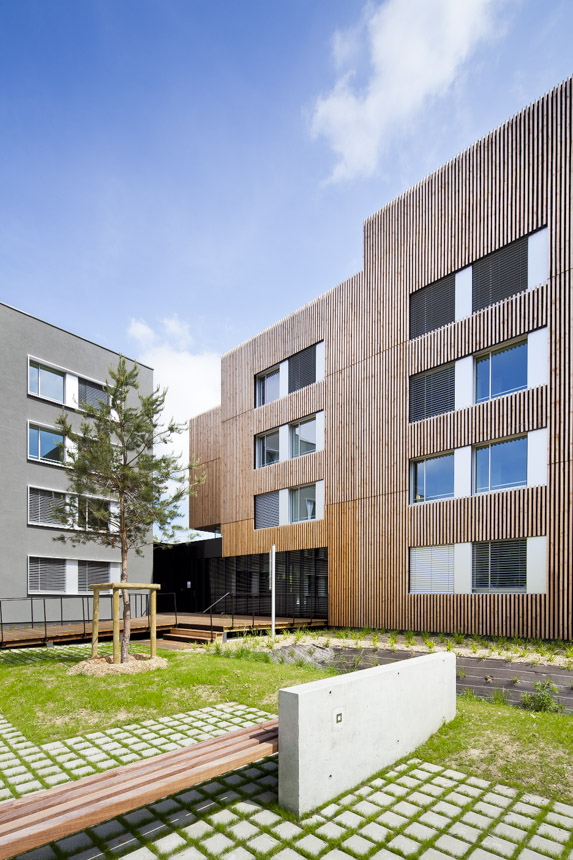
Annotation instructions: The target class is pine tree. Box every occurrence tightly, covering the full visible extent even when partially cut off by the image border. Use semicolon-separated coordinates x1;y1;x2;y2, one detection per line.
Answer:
54;357;204;662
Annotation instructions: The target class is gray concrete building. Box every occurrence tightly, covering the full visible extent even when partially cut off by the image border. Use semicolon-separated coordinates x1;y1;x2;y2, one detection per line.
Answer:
0;302;153;623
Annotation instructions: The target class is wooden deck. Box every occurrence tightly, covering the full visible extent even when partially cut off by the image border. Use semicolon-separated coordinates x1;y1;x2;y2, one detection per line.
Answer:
0;613;326;648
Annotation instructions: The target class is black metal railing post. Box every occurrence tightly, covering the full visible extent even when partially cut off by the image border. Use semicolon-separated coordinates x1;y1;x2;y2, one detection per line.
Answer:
0;601;3;647
232;593;234;629
31;599;34;629
43;598;48;643
173;592;178;626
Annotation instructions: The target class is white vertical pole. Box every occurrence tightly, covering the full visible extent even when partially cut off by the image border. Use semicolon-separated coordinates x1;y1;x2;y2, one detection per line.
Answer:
270;544;276;639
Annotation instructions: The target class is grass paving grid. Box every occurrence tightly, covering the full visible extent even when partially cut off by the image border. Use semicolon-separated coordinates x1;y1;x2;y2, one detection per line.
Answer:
3;644;573;860
11;752;573;860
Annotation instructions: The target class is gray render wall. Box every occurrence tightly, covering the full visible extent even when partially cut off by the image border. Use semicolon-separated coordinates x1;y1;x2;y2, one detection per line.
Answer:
0;303;153;623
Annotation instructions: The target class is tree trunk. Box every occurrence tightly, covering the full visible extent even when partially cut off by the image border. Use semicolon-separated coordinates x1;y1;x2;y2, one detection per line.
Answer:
120;536;131;663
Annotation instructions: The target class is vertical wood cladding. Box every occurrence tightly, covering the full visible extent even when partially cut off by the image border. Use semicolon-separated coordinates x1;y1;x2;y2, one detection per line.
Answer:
189;80;572;639
189;407;222;530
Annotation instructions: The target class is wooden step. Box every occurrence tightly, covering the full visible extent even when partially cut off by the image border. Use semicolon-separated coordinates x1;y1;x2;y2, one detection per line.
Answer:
162;629;224;643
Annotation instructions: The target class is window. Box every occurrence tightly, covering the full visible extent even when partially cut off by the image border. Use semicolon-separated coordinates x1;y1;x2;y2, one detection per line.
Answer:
28;488;65;526
254;491;279;529
28;361;64;403
77;497;110;531
475;341;527;403
411;454;454;503
409;274;455;339
472;236;528;312
474;437;527;493
290;417;316;458
28;557;66;593
409;546;454;594
78;378;108;409
290;484;316;523
255;367;280;407
472;540;526;593
255;430;280;468
288;345;316;394
409;364;455;422
78;561;111;593
28;425;64;464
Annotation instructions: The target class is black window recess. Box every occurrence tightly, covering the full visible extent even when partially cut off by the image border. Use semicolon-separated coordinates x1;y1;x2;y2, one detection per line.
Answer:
472;540;527;592
472;236;528;312
409;275;455;339
288;345;316;394
29;488;64;525
409;363;455;423
78;379;108;409
254;491;280;529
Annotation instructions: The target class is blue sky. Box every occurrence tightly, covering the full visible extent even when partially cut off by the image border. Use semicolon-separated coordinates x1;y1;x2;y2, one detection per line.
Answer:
1;0;572;440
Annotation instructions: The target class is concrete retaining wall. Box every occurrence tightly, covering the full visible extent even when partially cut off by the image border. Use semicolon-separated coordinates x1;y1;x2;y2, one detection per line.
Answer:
278;652;456;815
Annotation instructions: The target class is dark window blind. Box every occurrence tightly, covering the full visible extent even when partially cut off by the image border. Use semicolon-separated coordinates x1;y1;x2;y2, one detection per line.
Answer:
78;561;110;593
409;364;455;422
288;345;316;394
78;379;108;409
472;540;527;592
28;557;66;593
29;488;64;525
472;236;528;312
254;491;280;529
409;275;455;339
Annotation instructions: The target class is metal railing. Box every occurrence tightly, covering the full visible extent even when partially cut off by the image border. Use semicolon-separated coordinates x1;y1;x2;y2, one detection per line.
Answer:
0;591;178;647
200;590;322;641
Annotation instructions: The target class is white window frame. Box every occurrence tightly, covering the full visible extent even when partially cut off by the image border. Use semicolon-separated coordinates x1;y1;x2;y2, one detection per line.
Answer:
255;365;280;408
255;427;281;468
28;359;65;405
473;338;528;405
28;354;107;411
27;420;66;467
409;452;455;504
289;415;318;459
27;555;116;596
289;483;317;524
473;435;528;495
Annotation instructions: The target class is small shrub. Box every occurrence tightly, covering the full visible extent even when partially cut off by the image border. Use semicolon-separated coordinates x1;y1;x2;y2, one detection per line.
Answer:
454;632;464;645
456;668;466;679
471;642;478;654
446;640;454;652
389;631;397;648
511;676;520;685
492;688;510;706
405;630;414;647
521;680;563;713
372;632;379;648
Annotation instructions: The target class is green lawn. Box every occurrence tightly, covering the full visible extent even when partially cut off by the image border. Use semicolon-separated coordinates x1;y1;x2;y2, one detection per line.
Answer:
415;696;573;803
0;648;333;744
1;647;571;802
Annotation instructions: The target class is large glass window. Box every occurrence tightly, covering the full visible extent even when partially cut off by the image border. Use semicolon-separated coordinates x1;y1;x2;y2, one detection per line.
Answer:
290;417;316;458
290;484;316;523
411;454;454;503
472;540;527;593
474;436;527;493
255;430;280;467
475;341;527;403
29;361;64;403
255;367;280;407
28;425;64;464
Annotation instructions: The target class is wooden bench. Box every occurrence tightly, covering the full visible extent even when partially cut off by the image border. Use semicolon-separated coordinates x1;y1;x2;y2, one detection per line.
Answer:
0;719;278;860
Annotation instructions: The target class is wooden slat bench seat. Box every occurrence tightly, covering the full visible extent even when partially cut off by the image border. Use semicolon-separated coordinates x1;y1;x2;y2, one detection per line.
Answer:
0;719;279;860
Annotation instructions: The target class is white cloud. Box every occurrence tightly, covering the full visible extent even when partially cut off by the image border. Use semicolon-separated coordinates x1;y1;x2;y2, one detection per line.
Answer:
128;316;221;533
311;0;499;183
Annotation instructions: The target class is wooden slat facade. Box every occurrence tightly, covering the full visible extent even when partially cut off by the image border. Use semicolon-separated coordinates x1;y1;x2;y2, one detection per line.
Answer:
189;79;573;639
